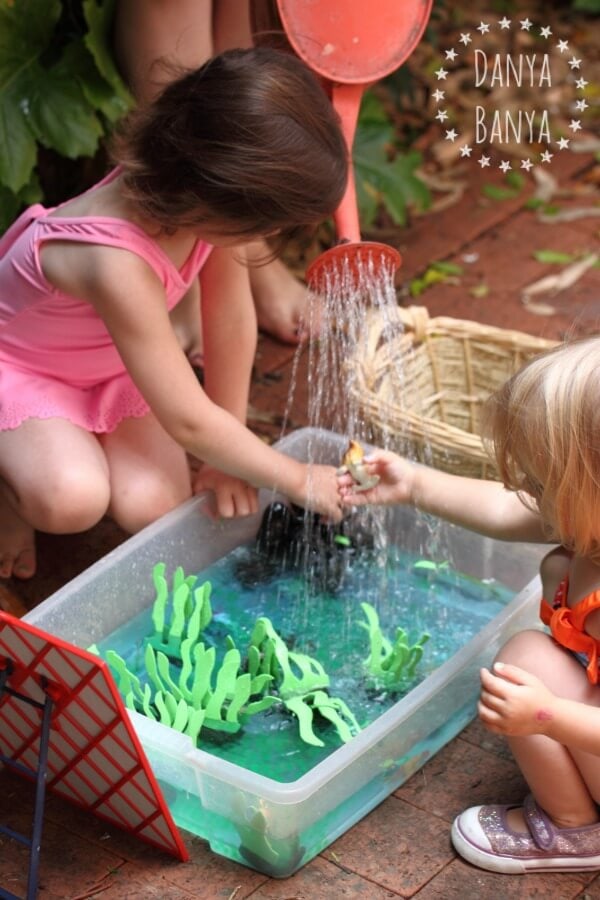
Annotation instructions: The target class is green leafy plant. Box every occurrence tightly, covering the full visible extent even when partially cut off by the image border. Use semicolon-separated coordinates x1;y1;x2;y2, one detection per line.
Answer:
354;91;430;228
0;0;132;230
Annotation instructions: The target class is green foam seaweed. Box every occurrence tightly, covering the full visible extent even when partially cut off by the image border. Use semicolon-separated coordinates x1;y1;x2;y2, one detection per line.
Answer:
104;562;362;750
146;562;212;660
359;602;430;690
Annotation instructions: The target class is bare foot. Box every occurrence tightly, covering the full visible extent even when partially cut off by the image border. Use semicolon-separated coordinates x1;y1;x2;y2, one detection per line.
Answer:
249;256;322;345
0;498;36;579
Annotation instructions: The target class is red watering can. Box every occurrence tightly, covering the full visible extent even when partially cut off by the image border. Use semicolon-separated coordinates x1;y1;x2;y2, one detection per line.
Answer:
275;0;432;288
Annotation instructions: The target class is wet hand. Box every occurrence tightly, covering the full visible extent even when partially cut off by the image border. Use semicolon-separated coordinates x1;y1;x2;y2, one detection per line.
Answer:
338;449;416;507
294;464;343;524
193;466;259;519
478;662;557;737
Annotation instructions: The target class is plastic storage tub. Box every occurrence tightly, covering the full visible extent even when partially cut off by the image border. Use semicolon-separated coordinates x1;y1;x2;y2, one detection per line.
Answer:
25;428;546;876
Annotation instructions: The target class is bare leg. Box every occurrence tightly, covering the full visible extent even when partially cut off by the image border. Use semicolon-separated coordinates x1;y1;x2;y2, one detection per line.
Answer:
212;5;318;345
495;629;600;830
114;0;213;103
246;243;318;344
0;418;112;579
101;412;192;533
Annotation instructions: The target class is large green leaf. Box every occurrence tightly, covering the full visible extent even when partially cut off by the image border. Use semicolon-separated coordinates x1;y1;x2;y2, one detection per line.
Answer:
83;0;133;109
0;0;62;190
0;79;38;191
0;173;41;232
62;40;129;124
0;0;60;83
20;56;103;158
354;92;430;227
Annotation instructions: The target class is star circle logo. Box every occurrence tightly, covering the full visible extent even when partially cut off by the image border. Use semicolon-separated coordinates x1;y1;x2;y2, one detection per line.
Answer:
433;17;590;172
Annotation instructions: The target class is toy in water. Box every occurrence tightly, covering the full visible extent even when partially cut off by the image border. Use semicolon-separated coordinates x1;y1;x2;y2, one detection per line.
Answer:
234;795;305;878
250;617;361;747
337;439;380;492
234;501;375;594
103;564;361;748
359;602;430;690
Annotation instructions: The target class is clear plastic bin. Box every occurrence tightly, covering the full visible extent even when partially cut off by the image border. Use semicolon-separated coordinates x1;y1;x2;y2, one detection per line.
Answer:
25;428;546;876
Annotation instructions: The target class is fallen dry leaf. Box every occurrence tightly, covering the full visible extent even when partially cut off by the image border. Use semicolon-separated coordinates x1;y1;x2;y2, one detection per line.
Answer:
522;253;599;314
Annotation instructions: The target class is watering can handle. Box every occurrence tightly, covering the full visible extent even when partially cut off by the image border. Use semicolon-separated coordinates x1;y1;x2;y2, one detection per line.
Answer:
331;82;365;245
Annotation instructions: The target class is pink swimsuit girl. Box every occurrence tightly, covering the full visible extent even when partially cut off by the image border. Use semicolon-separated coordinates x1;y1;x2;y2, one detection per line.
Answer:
0;170;212;434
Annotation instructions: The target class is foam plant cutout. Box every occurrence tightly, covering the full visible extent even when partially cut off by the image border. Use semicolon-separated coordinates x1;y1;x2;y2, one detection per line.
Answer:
249;617;330;700
105;565;361;749
249;617;361;747
359;602;430;690
106;639;278;743
284;691;361;748
147;563;212;660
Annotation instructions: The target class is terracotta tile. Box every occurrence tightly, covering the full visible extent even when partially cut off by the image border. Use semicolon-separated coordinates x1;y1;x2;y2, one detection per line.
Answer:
0;805;126;900
248;855;398;898
574;872;600;897
94;859;264;899
155;836;268;898
395;737;527;822
93;866;199;900
390;152;595;282
414;857;589;898
324;795;453;897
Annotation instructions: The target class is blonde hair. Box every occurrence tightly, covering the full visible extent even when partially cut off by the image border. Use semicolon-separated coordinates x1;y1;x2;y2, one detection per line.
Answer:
485;337;600;558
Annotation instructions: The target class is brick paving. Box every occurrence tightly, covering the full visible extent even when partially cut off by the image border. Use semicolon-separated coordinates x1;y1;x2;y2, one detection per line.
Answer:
2;152;600;898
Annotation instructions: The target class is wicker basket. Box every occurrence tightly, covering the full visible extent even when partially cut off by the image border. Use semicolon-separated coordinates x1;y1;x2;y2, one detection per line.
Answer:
350;305;558;479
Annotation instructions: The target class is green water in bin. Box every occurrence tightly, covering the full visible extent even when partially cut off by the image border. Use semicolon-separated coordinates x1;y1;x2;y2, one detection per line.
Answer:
96;543;513;783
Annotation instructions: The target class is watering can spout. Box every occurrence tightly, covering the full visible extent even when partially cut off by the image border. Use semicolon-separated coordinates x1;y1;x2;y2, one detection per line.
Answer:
271;0;432;291
331;83;362;246
307;82;403;290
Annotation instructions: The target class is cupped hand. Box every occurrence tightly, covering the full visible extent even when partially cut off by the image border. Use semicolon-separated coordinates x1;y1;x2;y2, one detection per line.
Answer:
193;466;259;519
478;662;557;737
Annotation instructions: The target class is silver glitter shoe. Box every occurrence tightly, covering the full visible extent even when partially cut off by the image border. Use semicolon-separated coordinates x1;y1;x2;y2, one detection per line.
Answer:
451;794;600;874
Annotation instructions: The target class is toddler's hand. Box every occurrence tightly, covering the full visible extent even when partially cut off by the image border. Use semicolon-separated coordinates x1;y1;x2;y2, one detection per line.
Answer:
478;662;557;737
337;449;416;507
193;466;259;519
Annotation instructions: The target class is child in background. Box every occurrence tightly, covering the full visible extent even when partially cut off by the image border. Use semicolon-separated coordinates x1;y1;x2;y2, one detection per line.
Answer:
339;338;600;874
0;47;348;581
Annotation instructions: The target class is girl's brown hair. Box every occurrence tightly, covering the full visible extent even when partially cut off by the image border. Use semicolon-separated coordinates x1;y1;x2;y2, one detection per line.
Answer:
112;46;348;248
485;338;600;558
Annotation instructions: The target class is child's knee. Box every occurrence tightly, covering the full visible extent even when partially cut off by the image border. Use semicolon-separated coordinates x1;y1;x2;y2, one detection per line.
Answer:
110;474;191;533
25;470;110;533
495;629;552;669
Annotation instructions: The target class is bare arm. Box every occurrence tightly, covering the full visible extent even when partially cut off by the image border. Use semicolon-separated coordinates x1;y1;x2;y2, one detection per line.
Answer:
199;246;256;423
49;244;342;519
339;449;546;542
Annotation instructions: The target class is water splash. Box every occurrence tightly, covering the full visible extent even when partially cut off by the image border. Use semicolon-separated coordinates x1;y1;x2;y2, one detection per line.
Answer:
271;249;449;629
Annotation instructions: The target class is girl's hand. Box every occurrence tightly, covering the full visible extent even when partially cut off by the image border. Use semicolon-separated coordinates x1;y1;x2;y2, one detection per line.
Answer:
337;449;417;507
290;464;343;523
478;662;557;737
193;466;259;519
